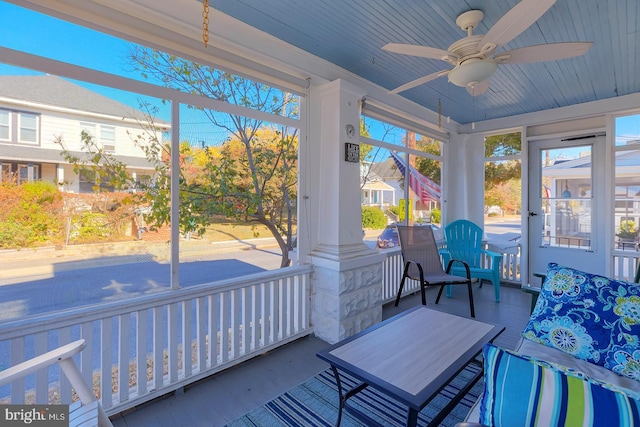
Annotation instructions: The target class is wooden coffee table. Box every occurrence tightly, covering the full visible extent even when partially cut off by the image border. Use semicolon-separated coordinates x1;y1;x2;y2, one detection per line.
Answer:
316;306;504;427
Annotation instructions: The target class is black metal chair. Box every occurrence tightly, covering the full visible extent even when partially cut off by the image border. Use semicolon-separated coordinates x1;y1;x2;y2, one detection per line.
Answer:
394;225;475;317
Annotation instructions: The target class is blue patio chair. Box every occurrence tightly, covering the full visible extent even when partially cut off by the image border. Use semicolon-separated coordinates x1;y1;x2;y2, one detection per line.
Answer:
441;219;503;302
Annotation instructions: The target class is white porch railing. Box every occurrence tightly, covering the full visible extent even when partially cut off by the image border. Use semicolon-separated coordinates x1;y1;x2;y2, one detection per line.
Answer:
380;242;524;304
613;250;640;282
380;248;408;303
487;242;522;284
383;245;639;305
2;246;637;418
0;265;312;416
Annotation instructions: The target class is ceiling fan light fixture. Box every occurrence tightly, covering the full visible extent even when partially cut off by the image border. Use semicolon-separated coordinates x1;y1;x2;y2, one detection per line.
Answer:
448;58;498;88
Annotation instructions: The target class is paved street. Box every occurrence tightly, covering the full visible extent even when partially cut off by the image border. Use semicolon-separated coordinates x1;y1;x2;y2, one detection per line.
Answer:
0;245;284;319
484;216;522;241
0;221;520;321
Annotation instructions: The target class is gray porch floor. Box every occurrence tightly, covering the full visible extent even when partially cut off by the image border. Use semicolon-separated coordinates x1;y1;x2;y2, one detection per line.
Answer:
111;282;533;427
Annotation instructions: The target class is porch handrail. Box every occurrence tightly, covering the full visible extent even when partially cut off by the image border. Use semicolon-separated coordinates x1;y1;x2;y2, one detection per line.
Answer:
0;265;313;416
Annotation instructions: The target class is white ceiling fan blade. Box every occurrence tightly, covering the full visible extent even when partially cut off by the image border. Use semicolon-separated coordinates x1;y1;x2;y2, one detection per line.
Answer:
388;70;450;94
466;80;490;96
479;0;557;54
494;42;592;64
382;43;456;61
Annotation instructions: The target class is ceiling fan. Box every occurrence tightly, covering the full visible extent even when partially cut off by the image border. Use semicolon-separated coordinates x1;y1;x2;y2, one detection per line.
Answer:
383;0;592;96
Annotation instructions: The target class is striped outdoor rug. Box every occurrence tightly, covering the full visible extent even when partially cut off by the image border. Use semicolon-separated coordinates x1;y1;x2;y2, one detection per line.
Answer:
226;362;483;426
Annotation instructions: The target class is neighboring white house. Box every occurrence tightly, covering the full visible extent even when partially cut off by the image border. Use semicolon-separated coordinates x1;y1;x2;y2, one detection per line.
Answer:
0;74;166;192
367;158;402;207
542;147;640;248
361;168;395;209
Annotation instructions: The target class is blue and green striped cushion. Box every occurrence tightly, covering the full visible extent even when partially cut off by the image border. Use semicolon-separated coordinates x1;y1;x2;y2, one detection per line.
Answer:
479;343;640;426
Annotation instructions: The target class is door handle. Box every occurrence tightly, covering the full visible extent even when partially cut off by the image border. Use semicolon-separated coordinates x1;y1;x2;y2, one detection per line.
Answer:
529;212;538;217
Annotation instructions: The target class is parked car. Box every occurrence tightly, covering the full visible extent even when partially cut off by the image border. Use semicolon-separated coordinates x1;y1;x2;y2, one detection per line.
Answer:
376;223;440;249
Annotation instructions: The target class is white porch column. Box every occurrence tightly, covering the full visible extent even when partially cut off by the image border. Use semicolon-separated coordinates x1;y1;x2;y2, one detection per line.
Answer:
307;79;384;344
443;133;485;226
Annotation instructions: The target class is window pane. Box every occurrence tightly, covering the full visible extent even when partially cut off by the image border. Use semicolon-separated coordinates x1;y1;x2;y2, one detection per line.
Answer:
17;164;38;183
540;146;592;249
1;164;10;181
484;132;522;253
485;132;521;157
360;115;444;240
80;122;96;137
615;114;640;147
0;4;301;321
100;125;116;152
178;102;297;272
361;116;406;148
614;147;640;250
0;110;9;140
19;112;37;143
413;135;442;224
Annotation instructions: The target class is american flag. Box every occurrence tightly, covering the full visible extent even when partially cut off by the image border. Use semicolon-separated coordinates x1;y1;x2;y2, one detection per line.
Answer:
389;151;441;203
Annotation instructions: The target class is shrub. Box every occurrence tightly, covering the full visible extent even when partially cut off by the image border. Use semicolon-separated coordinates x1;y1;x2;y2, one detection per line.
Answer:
70;212;112;243
430;207;441;224
361;206;387;229
0;181;64;248
617;220;638;240
65;193;134;244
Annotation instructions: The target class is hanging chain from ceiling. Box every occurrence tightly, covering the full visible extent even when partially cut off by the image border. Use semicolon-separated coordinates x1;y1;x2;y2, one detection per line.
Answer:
202;0;210;48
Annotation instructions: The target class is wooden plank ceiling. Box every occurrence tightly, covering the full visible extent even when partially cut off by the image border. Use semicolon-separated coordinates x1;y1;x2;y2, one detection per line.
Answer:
209;0;639;125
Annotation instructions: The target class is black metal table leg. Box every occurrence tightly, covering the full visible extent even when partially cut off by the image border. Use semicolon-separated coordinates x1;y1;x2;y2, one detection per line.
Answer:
406;408;418;427
330;365;344;427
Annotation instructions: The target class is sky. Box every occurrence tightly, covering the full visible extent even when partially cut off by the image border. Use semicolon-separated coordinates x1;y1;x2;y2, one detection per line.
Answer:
0;1;246;146
1;1;639;148
0;2;137;93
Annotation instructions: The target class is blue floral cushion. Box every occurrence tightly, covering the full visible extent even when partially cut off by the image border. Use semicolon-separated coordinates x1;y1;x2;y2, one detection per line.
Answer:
522;262;640;382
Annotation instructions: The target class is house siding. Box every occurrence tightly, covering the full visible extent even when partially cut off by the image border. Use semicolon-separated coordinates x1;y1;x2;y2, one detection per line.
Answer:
0;75;164;192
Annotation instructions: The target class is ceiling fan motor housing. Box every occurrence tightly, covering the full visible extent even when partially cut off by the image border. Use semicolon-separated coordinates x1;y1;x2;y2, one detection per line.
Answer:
448;35;485;61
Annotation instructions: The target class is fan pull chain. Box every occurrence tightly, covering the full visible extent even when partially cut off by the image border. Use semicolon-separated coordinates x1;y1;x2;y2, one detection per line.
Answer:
472;87;476;130
438;99;442;129
202;0;210;48
447;83;451;123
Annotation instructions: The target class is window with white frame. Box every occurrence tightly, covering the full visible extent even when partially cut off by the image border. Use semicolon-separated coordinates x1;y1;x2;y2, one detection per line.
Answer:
79;121;96;144
80;122;116;152
17;164;39;183
360;114;443;226
100;125;116;152
0;109;9;141
484;131;522;217
1;163;11;181
613;113;640;251
1;7;302;316
18;112;38;144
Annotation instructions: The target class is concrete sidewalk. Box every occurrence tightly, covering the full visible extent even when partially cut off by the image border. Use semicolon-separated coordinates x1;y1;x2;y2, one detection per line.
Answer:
0;237;280;280
0;230;382;280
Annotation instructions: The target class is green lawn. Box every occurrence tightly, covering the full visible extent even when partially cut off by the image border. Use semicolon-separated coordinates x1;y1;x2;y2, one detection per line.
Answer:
203;218;281;242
